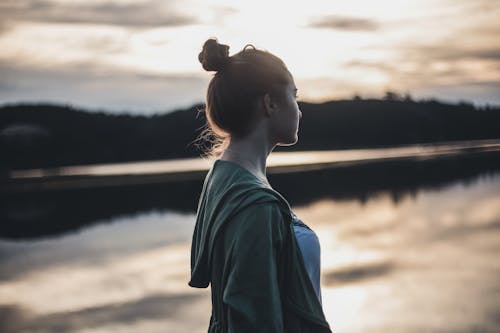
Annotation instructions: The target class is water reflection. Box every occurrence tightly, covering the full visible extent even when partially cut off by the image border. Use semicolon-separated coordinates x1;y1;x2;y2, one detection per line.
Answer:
0;210;210;333
3;149;500;240
1;170;499;332
306;173;500;333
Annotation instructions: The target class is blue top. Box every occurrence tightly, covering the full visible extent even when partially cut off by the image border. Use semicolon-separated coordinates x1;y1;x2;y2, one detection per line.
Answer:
291;211;322;305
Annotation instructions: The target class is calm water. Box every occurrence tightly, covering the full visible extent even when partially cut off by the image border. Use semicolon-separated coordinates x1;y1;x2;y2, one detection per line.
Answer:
9;138;500;179
1;163;500;332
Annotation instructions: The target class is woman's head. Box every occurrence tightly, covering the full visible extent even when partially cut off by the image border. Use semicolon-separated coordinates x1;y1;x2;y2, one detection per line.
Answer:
195;37;301;159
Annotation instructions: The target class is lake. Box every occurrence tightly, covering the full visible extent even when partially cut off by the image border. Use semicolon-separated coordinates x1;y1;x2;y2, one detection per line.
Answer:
1;143;500;332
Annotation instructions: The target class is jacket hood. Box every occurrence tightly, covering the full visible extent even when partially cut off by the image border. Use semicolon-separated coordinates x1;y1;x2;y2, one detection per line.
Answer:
189;159;293;288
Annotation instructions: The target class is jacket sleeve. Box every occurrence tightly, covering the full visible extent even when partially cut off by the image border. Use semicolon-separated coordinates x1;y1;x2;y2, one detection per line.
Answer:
222;202;286;333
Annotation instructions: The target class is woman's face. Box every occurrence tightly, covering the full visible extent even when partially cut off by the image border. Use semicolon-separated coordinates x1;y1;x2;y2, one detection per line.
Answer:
269;75;302;146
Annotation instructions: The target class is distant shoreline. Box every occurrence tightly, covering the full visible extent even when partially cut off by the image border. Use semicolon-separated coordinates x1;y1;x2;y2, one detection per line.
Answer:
2;99;500;171
3;138;500;193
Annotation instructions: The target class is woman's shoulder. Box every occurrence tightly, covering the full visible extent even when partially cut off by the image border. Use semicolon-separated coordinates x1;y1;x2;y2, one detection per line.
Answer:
231;200;287;226
224;201;289;243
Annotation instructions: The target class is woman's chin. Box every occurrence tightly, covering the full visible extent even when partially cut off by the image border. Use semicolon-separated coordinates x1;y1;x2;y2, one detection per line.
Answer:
277;135;299;146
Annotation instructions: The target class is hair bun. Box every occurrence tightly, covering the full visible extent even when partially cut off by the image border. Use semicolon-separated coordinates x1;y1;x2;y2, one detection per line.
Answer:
198;38;230;72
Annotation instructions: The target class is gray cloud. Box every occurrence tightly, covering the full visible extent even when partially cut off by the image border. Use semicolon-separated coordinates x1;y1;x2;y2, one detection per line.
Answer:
0;59;209;115
0;0;199;28
343;57;500;105
342;29;500;107
401;44;500;62
345;34;500;81
344;58;454;83
0;20;13;36
307;15;379;31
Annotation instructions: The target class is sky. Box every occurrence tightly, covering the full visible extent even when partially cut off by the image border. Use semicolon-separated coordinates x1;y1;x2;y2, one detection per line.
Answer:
0;0;499;115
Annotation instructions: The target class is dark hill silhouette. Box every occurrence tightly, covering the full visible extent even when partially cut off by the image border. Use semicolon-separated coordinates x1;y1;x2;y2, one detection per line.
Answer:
1;95;499;170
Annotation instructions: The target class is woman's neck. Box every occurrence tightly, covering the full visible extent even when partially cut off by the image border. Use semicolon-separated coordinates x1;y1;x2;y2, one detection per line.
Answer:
219;133;274;185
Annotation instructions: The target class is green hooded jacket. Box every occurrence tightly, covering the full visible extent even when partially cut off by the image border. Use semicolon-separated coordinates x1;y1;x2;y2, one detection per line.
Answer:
189;159;333;332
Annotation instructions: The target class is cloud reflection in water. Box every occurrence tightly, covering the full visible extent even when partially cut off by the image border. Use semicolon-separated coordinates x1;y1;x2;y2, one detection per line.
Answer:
1;173;500;332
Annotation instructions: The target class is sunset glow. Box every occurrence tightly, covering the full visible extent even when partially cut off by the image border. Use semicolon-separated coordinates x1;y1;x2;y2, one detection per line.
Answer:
0;0;499;113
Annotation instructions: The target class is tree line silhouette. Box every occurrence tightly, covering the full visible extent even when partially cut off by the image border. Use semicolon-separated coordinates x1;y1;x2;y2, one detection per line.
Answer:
1;94;499;170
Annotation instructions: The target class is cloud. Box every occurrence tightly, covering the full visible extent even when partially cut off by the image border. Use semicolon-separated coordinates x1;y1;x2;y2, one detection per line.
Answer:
343;55;500;103
307;15;379;31
0;59;209;115
0;21;12;36
73;34;131;55
0;0;199;28
401;44;500;62
210;5;239;17
341;23;500;100
343;59;500;105
0;305;25;333
443;0;500;13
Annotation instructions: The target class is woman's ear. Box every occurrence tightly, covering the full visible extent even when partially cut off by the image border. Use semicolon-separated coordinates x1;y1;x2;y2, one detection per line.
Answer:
263;92;278;117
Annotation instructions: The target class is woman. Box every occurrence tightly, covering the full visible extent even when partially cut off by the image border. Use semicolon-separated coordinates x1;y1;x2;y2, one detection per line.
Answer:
189;37;332;333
